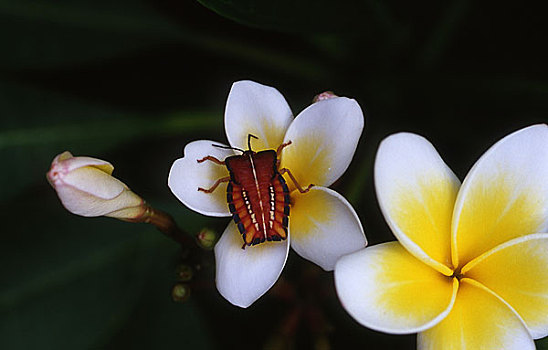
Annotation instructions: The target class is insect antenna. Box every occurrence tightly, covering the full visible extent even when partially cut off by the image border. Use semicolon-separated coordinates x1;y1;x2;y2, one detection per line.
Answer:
212;144;245;153
247;134;259;151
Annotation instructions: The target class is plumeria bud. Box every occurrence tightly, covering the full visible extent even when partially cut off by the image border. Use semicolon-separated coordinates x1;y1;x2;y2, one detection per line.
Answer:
47;151;146;220
175;264;193;282
312;91;338;103
171;283;190;302
195;228;217;250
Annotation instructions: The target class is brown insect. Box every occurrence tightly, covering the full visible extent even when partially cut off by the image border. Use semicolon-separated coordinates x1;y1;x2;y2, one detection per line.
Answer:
197;134;312;249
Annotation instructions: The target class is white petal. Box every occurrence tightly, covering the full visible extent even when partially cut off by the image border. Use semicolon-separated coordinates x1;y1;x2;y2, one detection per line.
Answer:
57;152;114;174
280;97;364;188
452;124;548;267
62;167;125;199
335;242;457;334
374;132;460;275
214;222;289;308
225;80;293;151
47;151;114;188
289;186;366;271
168;140;234;217
54;183;143;217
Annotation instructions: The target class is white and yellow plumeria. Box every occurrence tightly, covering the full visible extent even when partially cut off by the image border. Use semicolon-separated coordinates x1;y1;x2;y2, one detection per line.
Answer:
335;125;548;349
169;80;367;308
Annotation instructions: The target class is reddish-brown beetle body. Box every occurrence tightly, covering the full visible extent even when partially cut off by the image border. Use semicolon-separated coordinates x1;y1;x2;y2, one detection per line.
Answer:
197;135;312;248
225;150;290;246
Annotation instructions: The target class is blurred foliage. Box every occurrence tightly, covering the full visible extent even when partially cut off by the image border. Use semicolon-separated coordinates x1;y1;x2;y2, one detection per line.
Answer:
1;0;547;349
0;81;218;200
197;0;379;34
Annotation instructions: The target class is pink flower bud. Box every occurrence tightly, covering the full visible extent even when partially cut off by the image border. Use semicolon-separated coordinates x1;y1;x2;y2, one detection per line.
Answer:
312;91;338;103
47;151;145;220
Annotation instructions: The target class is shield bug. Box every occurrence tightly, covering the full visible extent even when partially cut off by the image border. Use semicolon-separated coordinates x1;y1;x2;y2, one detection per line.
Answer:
196;134;312;249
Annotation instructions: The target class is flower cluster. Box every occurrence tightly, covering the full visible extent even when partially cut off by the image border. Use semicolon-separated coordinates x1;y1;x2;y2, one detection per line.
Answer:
47;78;548;348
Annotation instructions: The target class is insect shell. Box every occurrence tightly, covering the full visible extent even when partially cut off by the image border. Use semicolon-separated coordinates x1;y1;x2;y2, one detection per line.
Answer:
198;135;311;248
225;148;290;248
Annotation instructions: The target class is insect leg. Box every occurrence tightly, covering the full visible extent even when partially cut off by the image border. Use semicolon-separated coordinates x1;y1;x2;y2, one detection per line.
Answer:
279;168;313;193
197;176;230;193
276;140;292;154
276;140;292;167
196;156;225;165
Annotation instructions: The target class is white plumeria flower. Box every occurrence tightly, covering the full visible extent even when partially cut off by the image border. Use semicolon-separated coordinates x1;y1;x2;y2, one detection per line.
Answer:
335;124;548;349
169;80;367;308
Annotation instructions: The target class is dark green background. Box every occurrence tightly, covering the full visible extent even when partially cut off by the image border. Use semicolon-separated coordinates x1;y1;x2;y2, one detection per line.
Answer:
1;0;547;349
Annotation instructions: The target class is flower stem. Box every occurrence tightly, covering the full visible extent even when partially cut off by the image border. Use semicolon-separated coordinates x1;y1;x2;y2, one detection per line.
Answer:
140;204;194;248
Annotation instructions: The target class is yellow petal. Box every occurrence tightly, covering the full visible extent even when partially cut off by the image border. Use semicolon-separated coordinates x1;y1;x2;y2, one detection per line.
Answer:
289;186;366;271
462;233;548;339
375;133;460;275
335;242;457;334
280;97;364;189
418;278;534;350
452;124;548;267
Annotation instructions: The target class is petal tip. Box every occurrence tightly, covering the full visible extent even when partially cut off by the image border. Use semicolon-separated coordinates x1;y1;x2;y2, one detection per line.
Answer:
167;141;233;217
214;225;290;308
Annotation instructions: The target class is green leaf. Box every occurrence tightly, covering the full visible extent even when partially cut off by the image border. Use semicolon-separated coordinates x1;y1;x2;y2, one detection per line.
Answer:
0;195;212;349
0;0;182;70
102;234;215;349
0;81;220;200
538;337;548;349
196;0;392;34
0;0;331;80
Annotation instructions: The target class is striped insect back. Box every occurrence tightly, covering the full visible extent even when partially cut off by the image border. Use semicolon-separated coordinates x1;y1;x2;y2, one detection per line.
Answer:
226;150;290;247
196;134;312;249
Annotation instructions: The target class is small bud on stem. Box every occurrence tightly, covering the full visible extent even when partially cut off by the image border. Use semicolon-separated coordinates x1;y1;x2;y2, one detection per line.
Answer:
195;228;218;250
175;264;193;282
171;283;190;302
